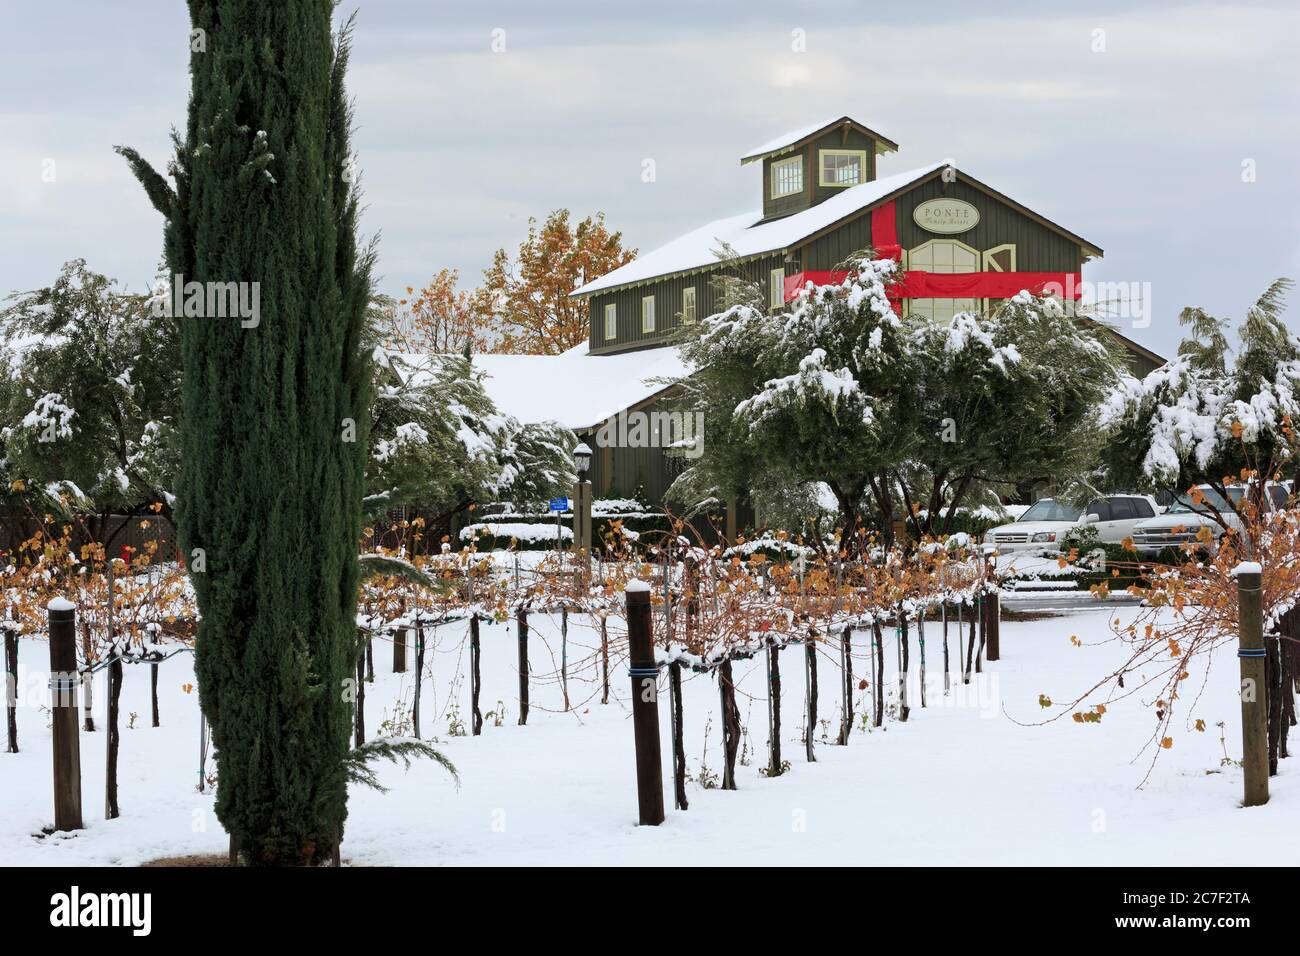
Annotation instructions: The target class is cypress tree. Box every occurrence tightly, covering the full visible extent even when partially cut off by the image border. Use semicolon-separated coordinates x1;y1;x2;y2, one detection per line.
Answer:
118;1;371;864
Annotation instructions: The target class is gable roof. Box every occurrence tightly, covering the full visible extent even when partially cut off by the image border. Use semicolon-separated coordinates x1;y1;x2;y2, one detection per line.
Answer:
572;160;1105;299
470;342;687;431
740;115;900;165
571;160;951;298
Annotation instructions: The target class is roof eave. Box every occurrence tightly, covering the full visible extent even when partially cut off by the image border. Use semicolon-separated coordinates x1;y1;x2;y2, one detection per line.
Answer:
740;117;900;166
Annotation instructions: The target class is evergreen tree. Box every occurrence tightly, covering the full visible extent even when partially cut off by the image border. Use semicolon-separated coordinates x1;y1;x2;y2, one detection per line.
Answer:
118;3;371;864
0;259;179;537
1099;278;1298;513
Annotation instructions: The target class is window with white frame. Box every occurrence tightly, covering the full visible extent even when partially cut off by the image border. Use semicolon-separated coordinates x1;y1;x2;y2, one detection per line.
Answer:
641;295;655;333
603;302;617;340
769;156;803;199
682;286;696;323
819;149;867;187
907;239;979;274
769;268;785;309
906;239;980;323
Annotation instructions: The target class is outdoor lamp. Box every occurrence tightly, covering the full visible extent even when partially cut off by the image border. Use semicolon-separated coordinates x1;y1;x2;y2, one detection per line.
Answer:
573;441;593;479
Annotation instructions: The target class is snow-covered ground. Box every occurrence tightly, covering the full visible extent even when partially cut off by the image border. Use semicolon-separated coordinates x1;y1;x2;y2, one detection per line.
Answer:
3;605;1294;866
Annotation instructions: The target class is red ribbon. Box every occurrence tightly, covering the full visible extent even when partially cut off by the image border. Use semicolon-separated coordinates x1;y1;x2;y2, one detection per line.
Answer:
783;201;1082;305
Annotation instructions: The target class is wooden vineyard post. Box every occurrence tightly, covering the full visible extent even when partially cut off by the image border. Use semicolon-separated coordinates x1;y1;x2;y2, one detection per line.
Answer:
1237;567;1269;807
984;566;1001;662
151;661;160;727
392;626;408;674
837;625;852;745
805;637;818;762
470;616;483;735
47;598;83;831
517;607;530;726
80;620;94;732
5;626;17;753
625;583;664;825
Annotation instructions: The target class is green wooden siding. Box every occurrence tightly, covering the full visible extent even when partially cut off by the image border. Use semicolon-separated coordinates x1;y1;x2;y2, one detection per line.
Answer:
893;178;1082;272
760;129;878;222
587;253;788;354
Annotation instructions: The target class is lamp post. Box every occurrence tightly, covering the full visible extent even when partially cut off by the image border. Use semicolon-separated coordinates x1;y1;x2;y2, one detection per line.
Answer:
573;441;593;564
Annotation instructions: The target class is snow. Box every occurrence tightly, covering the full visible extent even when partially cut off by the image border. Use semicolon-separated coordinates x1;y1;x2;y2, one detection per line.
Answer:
460;522;572;544
46;596;76;612
570;161;952;298
4;603;1294;866
468;342;688;430
623;579;651;593
1232;561;1263;576
739;115;886;163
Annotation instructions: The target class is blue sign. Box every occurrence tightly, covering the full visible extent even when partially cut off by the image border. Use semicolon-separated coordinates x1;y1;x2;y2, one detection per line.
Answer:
548;497;570;512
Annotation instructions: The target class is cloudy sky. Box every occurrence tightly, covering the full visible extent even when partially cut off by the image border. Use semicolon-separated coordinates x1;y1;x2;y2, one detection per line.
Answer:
2;0;1297;357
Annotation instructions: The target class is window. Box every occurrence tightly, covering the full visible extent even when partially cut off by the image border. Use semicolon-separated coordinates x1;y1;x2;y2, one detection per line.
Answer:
1109;498;1136;520
682;287;696;324
819;149;867;187
1131;497;1156;519
603;303;617;340
770;156;803;199
1085;500;1113;522
1020;499;1082;522
906;239;981;323
906;299;979;322
908;239;980;274
641;295;655;333
983;244;1016;272
769;268;785;309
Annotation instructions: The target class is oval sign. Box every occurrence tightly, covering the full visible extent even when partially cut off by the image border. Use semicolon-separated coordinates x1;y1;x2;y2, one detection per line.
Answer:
913;198;979;234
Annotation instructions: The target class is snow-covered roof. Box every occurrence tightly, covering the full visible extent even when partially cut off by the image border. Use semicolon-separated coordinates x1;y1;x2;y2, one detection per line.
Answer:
739;115;898;164
571;160;951;298
470;342;688;431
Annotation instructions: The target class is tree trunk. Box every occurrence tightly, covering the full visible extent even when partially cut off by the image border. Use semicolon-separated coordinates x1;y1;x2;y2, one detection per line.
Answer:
837;626;852;745
767;643;783;776
805;638;818;761
517;607;529;726
470;616;482;735
719;658;740;790
942;601;951;693
5;632;17;753
670;660;688;810
964;600;977;684
354;646;366;747
80;620;95;733
872;621;884;727
365;638;374;683
918;613;927;708
412;624;424;739
898;615;910;722
105;655;122;820
600;616;610;705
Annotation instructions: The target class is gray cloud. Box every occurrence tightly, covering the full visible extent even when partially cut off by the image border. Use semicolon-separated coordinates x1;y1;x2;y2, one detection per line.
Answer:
2;0;1297;357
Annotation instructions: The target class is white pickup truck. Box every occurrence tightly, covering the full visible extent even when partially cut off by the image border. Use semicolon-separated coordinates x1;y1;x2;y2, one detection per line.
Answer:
983;494;1161;555
1130;483;1290;557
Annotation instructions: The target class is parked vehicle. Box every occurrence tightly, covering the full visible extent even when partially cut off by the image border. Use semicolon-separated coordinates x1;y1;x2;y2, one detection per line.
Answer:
983;494;1160;554
1131;483;1289;557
